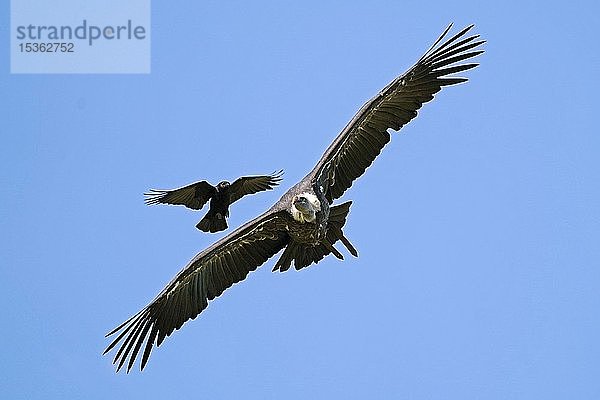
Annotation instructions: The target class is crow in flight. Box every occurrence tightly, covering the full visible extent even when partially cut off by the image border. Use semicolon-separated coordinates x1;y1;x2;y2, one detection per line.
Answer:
144;171;283;233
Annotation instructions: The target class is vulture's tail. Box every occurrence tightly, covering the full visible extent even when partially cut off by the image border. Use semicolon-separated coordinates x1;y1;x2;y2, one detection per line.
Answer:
196;210;228;233
273;201;358;272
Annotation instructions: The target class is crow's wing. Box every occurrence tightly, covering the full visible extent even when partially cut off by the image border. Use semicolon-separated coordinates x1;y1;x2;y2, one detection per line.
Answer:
144;181;216;210
229;170;283;204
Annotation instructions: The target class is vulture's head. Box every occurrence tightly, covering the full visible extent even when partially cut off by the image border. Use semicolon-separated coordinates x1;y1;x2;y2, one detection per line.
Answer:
291;193;320;223
293;195;312;212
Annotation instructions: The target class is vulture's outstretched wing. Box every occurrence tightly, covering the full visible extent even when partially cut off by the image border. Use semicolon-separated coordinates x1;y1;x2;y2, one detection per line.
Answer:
309;24;484;202
103;210;290;372
144;181;216;210
229;170;283;204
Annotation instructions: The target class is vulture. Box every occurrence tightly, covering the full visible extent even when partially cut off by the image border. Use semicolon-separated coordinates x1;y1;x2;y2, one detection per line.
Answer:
104;24;484;372
144;171;283;233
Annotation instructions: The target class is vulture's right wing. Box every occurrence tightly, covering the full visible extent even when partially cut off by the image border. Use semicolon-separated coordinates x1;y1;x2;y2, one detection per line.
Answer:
103;210;290;373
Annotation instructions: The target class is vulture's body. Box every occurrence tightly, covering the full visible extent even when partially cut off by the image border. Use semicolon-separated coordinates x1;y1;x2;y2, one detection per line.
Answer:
104;24;485;372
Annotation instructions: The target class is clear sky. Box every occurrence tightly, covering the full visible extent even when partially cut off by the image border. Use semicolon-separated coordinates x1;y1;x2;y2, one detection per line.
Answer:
2;1;599;399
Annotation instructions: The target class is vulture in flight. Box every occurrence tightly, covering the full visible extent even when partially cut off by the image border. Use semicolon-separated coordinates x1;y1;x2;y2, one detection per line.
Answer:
104;24;484;372
144;171;283;233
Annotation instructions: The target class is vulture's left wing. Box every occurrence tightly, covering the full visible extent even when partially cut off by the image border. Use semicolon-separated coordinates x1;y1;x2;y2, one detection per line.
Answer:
309;24;484;202
103;209;290;373
229;170;283;204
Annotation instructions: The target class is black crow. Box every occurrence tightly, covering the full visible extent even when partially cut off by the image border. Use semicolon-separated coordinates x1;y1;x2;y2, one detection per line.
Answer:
144;171;283;233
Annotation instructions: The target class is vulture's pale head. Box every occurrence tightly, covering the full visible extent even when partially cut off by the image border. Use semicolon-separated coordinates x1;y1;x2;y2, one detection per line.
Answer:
291;192;320;223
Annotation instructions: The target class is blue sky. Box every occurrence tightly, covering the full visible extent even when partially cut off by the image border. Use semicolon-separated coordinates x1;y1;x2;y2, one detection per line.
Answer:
2;1;599;399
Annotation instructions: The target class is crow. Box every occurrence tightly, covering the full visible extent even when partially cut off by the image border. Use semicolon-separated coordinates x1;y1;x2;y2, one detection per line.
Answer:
144;171;283;233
